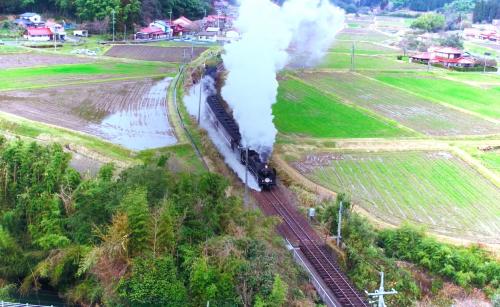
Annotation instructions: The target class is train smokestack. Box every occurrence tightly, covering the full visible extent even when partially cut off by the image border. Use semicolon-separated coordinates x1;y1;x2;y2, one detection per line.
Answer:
222;0;344;159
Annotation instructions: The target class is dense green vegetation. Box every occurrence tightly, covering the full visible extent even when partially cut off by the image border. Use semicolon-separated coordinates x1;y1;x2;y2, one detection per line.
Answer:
315;195;421;306
298;150;500;239
0;139;306;306
0;0;211;29
0;62;176;91
273;78;412;138
379;225;500;293
473;0;500;23
410;13;445;32
374;72;500;118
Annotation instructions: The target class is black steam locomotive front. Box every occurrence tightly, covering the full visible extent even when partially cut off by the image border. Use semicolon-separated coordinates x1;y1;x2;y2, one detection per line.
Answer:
241;149;277;190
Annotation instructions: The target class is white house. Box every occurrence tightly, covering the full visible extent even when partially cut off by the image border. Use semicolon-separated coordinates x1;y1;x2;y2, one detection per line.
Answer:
149;20;172;37
20;13;42;23
24;27;53;41
46;21;66;40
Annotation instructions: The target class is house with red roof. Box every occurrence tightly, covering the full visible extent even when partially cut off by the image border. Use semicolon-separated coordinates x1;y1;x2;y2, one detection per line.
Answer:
24;27;53;41
410;46;475;68
135;25;166;40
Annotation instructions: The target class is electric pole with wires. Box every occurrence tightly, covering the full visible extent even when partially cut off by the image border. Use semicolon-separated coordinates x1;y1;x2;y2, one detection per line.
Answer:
365;272;397;307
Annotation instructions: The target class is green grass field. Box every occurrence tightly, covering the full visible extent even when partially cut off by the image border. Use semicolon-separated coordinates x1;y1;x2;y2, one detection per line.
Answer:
294;150;500;240
462;146;500;176
298;71;499;136
335;29;391;42
329;41;398;55
273;77;413;138
319;53;424;70
0;61;177;91
373;71;500;119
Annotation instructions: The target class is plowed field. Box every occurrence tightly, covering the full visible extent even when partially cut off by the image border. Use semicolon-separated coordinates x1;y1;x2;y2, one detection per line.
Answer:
105;45;207;62
292;151;500;243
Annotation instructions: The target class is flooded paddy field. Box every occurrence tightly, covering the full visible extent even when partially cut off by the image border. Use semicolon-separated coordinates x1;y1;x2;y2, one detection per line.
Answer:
0;77;177;150
105;45;207;62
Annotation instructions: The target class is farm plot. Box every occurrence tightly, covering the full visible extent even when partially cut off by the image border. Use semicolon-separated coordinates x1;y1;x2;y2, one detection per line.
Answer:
335;28;391;43
292;151;500;242
0;62;176;91
273;78;413;138
372;71;500;119
319;53;424;70
105;45;207;62
0;77;177;150
329;40;398;55
463;146;500;177
299;71;500;136
0;52;94;69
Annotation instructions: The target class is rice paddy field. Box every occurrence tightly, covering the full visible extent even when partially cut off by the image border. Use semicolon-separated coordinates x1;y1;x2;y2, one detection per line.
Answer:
372;71;500;119
292;150;500;243
319;53;425;70
273;77;413;138
329;40;398;55
297;71;500;136
0;61;177;91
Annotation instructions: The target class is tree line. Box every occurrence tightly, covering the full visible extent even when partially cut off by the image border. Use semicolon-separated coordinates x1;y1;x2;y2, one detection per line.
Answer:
473;0;500;23
0;139;310;306
0;0;211;29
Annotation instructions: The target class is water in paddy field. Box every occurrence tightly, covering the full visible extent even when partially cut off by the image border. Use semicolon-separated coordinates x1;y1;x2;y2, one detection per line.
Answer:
91;77;177;151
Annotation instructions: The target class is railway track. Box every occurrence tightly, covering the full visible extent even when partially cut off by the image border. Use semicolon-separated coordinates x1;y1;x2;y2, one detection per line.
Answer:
256;188;369;307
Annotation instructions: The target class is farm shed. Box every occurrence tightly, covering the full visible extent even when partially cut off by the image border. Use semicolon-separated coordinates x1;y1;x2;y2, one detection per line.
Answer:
24;27;53;41
197;31;217;42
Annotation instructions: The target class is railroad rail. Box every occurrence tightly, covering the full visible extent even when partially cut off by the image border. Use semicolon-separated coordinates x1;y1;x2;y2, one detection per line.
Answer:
256;188;369;307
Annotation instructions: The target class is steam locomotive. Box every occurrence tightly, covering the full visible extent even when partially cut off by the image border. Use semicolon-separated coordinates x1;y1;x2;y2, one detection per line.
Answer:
204;68;277;190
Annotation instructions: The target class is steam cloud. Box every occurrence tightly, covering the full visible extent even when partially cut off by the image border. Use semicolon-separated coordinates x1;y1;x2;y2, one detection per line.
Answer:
222;0;344;160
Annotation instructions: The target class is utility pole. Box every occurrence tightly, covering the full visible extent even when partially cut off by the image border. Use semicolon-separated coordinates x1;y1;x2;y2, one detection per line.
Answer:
169;10;172;25
365;272;398;307
244;147;249;206
112;9;115;42
484;52;491;73
198;62;205;125
53;28;57;51
124;24;126;41
336;201;343;247
350;42;355;71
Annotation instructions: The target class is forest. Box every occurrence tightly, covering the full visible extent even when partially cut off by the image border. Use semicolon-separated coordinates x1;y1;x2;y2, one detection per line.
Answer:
0;138;308;306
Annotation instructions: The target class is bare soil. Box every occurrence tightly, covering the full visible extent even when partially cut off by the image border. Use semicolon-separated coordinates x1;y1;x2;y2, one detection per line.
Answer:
105;45;207;62
0;77;177;150
0;52;94;69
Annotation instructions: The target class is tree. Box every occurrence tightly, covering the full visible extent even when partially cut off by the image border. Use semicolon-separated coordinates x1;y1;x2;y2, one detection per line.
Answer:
440;34;464;48
268;274;288;307
410;13;446;32
118;256;187;307
120;188;151;256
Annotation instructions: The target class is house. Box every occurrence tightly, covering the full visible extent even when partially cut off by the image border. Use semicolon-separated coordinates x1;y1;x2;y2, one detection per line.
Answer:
410;47;475;68
196;31;217;42
20;12;41;23
173;16;193;28
15;12;44;28
46;21;66;40
149;20;172;37
135;26;166;40
73;30;88;37
24;27;53;41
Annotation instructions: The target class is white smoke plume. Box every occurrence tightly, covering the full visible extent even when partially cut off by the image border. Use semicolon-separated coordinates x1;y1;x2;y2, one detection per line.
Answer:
222;0;344;160
183;76;262;191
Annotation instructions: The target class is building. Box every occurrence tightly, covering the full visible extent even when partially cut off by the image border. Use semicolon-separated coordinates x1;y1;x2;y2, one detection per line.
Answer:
20;12;41;23
173;16;193;29
410;46;475;68
24;27;53;41
149;20;172;37
46;21;66;40
135;26;166;40
15;12;44;28
196;31;217;42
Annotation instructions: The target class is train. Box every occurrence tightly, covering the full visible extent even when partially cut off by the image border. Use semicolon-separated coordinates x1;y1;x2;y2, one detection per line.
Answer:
204;67;277;190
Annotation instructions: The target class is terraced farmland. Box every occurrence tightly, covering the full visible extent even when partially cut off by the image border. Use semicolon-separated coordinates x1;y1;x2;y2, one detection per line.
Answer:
372;71;500;119
335;28;391;42
293;151;500;243
105;45;207;62
298;71;500;136
273;77;413;138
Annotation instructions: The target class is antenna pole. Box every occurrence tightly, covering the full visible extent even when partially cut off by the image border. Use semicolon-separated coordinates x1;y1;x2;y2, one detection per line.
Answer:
365;272;398;307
